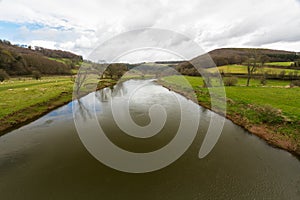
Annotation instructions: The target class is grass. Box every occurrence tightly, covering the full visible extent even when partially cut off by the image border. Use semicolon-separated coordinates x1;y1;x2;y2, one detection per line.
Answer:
160;75;300;153
0;77;70;92
0;77;73;119
207;64;299;75
225;86;300;119
265;62;294;67
162;76;300;118
162;75;291;87
0;76;115;134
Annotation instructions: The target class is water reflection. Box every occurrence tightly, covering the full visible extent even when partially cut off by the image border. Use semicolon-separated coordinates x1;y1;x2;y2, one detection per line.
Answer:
98;88;112;102
112;81;126;97
74;99;92;121
1;79;300;199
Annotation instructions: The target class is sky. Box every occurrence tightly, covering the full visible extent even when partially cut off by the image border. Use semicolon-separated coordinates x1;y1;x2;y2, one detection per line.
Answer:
0;0;300;62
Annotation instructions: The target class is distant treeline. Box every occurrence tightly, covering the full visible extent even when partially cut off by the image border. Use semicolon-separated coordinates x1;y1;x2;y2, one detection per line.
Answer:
209;48;300;66
155;61;186;65
0;39;83;76
176;48;300;76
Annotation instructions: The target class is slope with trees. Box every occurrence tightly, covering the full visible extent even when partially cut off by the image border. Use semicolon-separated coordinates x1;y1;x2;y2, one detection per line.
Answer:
0;39;83;76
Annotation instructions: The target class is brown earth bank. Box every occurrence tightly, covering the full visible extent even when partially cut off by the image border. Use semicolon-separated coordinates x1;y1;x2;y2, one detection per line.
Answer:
156;80;300;158
0;80;116;136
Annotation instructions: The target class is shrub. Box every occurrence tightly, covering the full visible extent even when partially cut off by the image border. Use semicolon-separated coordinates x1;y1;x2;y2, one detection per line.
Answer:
290;80;300;87
203;78;212;88
223;76;238;86
254;105;284;124
32;70;42;80
293;71;298;79
278;70;286;79
0;69;10;82
260;76;267;85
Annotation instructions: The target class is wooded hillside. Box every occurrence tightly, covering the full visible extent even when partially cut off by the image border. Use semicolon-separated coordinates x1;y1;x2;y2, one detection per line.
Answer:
0;39;83;76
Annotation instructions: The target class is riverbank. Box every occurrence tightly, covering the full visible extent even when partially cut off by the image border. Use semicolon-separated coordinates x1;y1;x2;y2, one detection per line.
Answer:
0;77;116;136
157;76;300;157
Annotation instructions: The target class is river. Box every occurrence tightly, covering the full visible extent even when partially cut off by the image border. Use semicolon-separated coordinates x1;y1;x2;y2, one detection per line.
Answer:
0;79;300;199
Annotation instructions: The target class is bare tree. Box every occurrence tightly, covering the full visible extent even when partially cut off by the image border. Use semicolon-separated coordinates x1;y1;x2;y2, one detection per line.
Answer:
246;50;268;86
74;68;88;98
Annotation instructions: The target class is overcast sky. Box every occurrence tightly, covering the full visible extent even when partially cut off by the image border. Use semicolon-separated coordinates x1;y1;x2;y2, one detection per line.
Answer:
0;0;300;62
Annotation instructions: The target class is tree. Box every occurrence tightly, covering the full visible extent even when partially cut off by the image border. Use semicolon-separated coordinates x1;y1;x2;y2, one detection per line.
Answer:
294;60;299;68
104;63;128;80
202;72;213;87
245;50;268;86
74;68;88;97
0;69;9;82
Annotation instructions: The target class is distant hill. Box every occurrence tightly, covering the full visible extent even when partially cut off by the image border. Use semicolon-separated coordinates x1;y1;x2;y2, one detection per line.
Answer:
0;39;83;76
176;48;300;76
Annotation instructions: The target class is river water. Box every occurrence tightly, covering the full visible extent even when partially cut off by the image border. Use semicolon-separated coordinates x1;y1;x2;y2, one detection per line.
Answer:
0;79;300;199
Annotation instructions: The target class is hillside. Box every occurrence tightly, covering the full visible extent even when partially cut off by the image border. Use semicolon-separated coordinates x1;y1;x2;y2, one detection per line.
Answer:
176;48;300;75
0;39;83;76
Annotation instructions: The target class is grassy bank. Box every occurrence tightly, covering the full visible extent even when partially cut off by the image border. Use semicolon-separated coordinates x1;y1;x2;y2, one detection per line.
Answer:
159;75;300;156
0;76;116;135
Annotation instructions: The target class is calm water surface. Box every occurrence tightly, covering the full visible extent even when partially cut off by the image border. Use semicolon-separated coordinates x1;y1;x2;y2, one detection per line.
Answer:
0;80;300;199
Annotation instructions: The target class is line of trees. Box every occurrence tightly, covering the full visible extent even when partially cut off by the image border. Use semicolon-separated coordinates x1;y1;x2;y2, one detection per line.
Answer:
208;48;300;66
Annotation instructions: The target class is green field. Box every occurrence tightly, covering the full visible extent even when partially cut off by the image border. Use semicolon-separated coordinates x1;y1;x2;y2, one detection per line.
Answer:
0;77;74;119
163;75;291;87
265;62;294;67
161;76;300;118
0;76;116;134
160;75;300;151
208;64;299;75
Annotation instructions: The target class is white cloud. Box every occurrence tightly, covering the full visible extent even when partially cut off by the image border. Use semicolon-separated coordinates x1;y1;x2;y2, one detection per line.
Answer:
0;0;299;61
